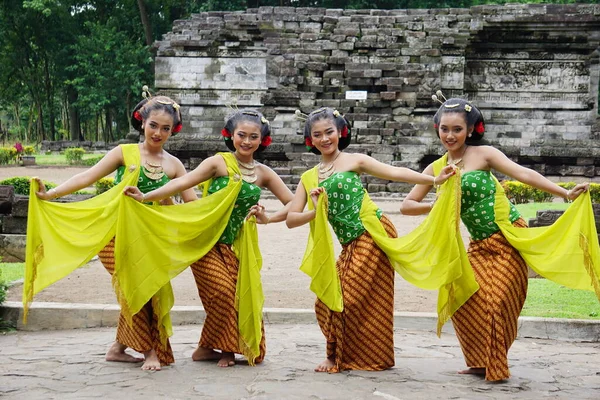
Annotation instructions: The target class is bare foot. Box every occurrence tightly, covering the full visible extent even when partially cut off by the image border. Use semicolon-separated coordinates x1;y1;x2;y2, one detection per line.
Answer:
192;346;221;361
141;349;161;371
105;341;143;363
217;352;235;368
458;367;486;376
314;358;335;372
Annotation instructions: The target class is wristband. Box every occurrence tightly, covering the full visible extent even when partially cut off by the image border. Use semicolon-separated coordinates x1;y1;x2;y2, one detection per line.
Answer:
48;188;57;199
141;192;146;202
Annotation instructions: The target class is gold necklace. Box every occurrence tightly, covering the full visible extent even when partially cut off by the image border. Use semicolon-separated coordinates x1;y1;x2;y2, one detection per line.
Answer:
143;159;165;180
447;146;468;169
318;151;341;181
235;156;257;183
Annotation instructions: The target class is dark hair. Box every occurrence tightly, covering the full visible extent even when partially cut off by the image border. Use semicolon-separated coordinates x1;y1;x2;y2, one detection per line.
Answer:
222;109;272;153
131;95;182;136
303;107;351;155
433;98;485;144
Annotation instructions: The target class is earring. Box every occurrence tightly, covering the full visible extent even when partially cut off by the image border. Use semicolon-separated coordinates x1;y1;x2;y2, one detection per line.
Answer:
468;133;472;137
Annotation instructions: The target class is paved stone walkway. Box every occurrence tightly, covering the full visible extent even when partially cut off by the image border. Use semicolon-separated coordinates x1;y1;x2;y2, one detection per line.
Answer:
1;324;599;399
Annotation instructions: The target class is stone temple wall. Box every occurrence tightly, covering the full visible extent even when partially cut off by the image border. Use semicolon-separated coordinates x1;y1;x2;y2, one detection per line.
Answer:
154;4;600;193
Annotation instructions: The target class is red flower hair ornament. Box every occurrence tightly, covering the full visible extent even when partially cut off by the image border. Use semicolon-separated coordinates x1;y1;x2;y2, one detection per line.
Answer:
261;135;272;147
305;137;313;150
133;111;143;121
475;121;485;134
172;123;182;134
221;128;232;139
341;126;348;138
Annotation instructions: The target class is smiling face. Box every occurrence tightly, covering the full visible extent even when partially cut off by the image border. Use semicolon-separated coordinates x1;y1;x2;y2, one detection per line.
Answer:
310;118;340;156
232;120;262;157
438;112;473;152
142;110;174;148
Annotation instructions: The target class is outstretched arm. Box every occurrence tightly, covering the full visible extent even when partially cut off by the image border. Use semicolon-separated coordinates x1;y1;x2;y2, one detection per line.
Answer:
485;146;588;201
285;183;320;229
355;153;454;186
124;155;222;202
248;166;295;224
35;147;124;200
400;164;437;216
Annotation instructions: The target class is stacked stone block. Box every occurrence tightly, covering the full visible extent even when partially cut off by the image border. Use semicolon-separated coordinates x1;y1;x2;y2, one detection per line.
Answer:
154;5;598;192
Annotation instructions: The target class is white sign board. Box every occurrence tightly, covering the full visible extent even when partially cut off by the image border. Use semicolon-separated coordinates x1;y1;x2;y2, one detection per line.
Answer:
345;91;368;100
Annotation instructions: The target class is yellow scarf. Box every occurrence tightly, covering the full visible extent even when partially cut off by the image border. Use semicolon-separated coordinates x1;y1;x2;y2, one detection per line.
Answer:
23;143;141;321
300;166;479;334
112;152;264;363
493;170;600;298
433;154;600;307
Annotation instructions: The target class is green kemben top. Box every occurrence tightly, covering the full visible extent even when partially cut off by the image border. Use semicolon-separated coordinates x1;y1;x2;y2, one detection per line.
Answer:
114;165;170;193
207;176;261;244
320;171;382;245
461;170;521;241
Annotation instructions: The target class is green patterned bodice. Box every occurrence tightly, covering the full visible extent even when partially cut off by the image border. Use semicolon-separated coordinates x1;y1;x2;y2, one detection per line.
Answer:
207;176;261;244
461;170;521;240
320;171;382;245
114;165;170;193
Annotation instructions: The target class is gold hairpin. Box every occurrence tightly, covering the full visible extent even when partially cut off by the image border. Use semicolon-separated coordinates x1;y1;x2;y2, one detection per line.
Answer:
431;95;444;105
436;90;447;102
444;103;460;108
294;110;308;121
142;85;151;99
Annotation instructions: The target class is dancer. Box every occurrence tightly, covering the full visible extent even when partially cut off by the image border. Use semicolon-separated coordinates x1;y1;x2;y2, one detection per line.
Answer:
124;109;293;367
401;94;596;381
286;107;457;373
32;89;195;370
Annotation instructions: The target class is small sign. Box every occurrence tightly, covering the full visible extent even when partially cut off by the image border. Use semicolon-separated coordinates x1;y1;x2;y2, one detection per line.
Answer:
345;91;368;100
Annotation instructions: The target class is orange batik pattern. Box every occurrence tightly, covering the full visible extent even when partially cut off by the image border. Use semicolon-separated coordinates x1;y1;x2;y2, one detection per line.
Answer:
315;216;397;372
99;238;174;366
190;244;266;363
451;219;528;381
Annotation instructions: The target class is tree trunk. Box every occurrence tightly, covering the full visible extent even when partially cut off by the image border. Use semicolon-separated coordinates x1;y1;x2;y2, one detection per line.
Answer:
67;87;81;140
136;0;153;46
43;55;56;141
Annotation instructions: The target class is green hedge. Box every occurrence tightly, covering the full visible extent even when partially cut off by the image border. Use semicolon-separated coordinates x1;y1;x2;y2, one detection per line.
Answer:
0;177;56;195
64;147;86;164
94;177;115;194
502;181;600;204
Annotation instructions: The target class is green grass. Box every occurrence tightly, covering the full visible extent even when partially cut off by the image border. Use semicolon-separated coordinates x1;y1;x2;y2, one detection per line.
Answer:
515;202;569;221
33;153;102;166
522;278;600;319
0;262;24;284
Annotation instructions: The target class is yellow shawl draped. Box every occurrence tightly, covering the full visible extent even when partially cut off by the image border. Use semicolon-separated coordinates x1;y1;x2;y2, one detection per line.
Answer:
113;152;264;363
299;167;479;334
23;144;141;321
433;154;600;304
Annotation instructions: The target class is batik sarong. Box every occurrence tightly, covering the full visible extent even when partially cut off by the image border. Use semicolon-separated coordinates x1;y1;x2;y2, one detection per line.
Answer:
451;219;528;381
190;243;266;364
99;238;174;366
315;216;397;372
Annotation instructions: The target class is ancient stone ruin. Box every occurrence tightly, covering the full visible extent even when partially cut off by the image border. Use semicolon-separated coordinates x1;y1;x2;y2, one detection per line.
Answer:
91;5;600;192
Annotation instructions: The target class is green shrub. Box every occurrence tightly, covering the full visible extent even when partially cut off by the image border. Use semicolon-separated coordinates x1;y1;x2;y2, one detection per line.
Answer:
501;181;532;204
0;177;56;196
81;155;104;166
530;187;554;203
0;281;6;305
0;147;17;164
589;183;600;204
64;147;86;164
95;177;115;195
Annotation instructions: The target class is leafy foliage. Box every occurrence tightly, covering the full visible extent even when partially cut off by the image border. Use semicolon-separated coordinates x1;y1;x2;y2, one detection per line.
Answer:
64;147;86;164
94;177;115;194
0;176;56;195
